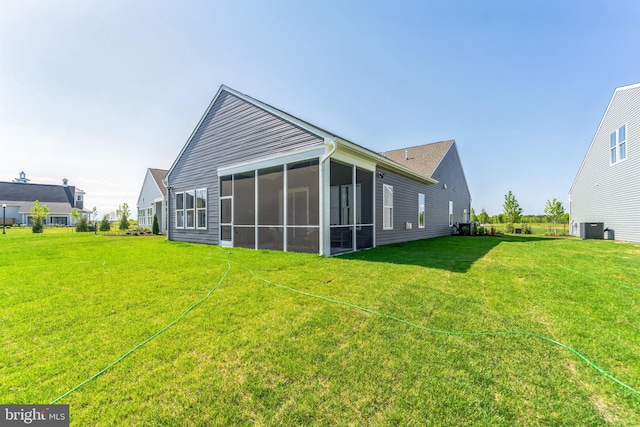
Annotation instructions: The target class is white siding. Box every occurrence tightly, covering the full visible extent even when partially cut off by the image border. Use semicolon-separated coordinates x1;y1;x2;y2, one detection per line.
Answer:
570;84;640;243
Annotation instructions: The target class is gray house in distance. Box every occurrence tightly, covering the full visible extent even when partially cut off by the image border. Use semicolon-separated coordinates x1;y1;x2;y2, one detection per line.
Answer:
382;140;471;240
136;168;168;233
165;85;471;256
569;82;640;242
0;172;89;225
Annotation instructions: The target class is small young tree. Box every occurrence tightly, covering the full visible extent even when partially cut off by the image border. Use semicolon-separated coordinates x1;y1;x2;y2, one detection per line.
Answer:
544;198;565;236
92;207;98;231
100;214;111;232
116;203;131;231
470;207;477;222
152;214;160;235
30;200;50;233
70;208;80;230
503;190;523;231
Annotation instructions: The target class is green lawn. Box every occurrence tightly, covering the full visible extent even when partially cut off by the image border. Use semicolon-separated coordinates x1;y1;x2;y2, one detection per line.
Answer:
1;228;639;425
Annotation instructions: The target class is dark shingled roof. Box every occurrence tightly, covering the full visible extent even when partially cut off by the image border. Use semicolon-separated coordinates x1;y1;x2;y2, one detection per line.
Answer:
382;140;454;178
0;181;76;205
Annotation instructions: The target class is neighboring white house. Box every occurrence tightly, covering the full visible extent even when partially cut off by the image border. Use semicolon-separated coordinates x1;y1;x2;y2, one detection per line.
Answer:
0;172;90;225
569;82;640;242
136;168;168;233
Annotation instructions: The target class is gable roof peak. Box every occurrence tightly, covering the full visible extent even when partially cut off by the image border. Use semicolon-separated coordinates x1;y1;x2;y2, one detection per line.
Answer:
615;82;640;92
381;140;456;178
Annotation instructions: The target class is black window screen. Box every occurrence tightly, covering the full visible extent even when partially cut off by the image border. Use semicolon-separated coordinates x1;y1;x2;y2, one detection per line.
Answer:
234;172;255;226
287;160;319;226
258;166;283;225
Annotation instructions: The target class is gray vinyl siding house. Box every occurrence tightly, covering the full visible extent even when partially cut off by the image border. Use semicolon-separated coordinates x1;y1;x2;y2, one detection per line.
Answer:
380;141;472;244
569;82;640;243
166;85;471;256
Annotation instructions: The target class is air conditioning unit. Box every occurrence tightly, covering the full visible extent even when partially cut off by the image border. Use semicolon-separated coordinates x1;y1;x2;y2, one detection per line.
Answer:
580;222;603;239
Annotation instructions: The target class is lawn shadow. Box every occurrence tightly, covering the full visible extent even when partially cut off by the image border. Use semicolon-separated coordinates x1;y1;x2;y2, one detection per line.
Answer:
340;234;557;273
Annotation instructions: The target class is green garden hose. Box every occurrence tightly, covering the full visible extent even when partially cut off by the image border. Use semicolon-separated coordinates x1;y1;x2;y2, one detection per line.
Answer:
50;257;639;405
242;263;640;397
49;261;231;404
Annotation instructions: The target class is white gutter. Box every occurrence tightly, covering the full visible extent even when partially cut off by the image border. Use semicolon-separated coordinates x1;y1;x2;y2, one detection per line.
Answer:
320;138;338;165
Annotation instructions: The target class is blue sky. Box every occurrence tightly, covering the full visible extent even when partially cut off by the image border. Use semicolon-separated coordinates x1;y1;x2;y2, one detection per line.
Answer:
1;0;639;217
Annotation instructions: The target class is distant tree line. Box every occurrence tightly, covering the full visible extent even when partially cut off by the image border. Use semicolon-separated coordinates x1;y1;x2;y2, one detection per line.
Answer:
471;192;569;235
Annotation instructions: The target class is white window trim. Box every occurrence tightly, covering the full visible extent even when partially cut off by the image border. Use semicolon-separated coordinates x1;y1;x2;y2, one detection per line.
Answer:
383;184;393;230
185;190;196;229
196;188;207;229
610;123;628;166
418;193;425;228
175;192;185;229
448;201;453;227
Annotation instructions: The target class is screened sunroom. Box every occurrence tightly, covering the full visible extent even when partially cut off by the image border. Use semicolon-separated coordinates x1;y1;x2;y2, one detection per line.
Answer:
217;153;375;256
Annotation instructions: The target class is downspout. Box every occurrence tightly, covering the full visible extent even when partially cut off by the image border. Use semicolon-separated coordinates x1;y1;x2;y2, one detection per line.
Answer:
162;177;170;241
319;138;337;256
320;138;337;167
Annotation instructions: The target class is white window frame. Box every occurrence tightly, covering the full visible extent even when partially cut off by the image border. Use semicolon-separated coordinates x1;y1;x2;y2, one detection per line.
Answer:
219;176;233;246
185;190;195;229
196;188;207;229
619;124;627;162
610;124;627;165
383;184;393;230
418;193;425;228
175;192;185;229
449;201;453;227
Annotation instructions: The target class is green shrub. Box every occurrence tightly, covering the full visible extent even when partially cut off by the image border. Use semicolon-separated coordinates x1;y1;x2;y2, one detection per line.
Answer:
31;220;43;233
100;216;111;232
76;217;89;232
506;223;515;233
152;214;160;235
119;216;130;231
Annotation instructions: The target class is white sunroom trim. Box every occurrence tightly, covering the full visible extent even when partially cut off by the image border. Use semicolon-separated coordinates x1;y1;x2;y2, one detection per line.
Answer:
217;145;327;177
331;150;377;172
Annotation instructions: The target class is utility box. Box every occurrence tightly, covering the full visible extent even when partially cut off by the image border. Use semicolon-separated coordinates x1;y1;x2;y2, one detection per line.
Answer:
580;222;604;239
604;228;615;240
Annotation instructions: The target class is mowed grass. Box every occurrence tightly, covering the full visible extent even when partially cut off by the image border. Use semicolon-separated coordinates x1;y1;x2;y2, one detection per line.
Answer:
1;229;639;425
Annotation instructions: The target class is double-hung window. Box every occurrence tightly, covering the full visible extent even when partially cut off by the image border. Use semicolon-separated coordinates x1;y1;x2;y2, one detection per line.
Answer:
383;184;393;230
610;124;627;165
176;193;185;228
196;189;207;229
185;190;195;228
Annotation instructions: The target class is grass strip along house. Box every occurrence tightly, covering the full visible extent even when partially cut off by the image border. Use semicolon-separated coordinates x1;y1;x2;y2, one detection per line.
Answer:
165;85;471;255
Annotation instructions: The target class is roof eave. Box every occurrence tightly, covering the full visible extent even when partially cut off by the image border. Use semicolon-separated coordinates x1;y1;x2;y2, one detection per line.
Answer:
337;138;438;185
